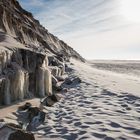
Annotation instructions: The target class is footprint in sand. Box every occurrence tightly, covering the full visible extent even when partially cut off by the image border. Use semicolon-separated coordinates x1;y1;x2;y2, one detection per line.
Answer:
115;109;126;114
125;107;132;110
61;133;78;140
73;118;80;122
74;122;82;126
91;132;106;138
133;129;140;136
78;130;87;135
43;131;54;136
102;89;117;96
122;126;136;131
93;121;103;125
64;116;73;120
121;104;128;108
99;128;109;132
79;136;91;140
134;102;140;107
91;106;98;109
66;120;73;124
78;103;85;107
48;134;62;138
109;121;121;128
83;122;95;125
80;125;90;129
56;128;68;134
83;100;93;105
104;136;115;140
85;113;93;116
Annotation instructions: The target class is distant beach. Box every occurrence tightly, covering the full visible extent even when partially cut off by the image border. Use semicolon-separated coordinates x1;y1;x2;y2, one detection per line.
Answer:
90;60;140;77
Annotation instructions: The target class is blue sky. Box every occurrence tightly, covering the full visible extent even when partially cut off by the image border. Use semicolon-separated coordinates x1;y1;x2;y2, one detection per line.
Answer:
19;0;140;59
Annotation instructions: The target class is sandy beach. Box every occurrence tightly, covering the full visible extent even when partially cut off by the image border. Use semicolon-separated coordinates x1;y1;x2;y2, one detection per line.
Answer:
1;0;140;139
1;60;140;140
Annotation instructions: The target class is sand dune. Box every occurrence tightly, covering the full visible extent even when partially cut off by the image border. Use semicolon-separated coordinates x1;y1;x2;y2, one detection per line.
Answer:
1;60;140;140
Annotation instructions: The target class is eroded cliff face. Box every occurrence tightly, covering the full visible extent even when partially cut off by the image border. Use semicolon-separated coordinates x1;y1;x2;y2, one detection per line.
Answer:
0;48;51;105
0;0;84;105
0;0;84;60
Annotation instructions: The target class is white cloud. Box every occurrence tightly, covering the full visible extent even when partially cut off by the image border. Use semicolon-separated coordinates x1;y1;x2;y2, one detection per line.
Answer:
19;0;140;59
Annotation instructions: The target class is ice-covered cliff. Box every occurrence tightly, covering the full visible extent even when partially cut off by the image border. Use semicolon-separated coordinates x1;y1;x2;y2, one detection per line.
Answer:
0;0;84;105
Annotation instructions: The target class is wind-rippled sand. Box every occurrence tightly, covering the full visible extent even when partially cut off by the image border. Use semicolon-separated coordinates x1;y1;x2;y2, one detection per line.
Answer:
1;60;140;140
35;60;140;140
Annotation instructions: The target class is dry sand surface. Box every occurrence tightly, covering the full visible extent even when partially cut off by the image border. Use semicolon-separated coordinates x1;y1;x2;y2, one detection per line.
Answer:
1;60;140;140
90;60;140;77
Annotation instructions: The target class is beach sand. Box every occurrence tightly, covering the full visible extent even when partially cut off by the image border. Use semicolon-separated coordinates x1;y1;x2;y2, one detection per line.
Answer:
1;60;140;140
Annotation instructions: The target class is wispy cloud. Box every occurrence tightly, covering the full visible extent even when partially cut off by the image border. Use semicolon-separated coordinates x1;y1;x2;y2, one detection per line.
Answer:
19;0;140;59
20;0;124;36
20;0;45;8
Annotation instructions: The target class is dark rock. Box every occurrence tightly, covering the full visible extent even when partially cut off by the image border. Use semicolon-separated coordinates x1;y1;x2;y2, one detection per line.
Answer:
41;94;62;107
18;102;32;111
64;78;73;85
0;122;35;140
65;67;74;72
70;63;74;65
50;94;61;102
28;107;45;122
26;107;46;131
62;88;68;93
0;119;5;122
73;77;82;84
55;55;64;62
48;56;63;67
53;85;63;92
9;129;35;140
64;76;81;85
